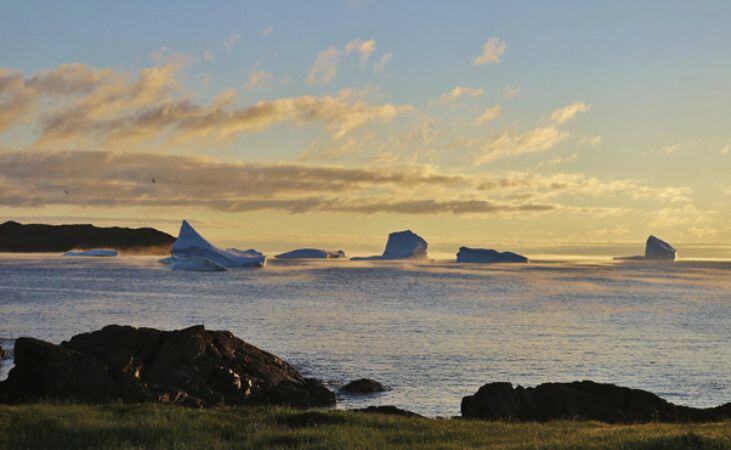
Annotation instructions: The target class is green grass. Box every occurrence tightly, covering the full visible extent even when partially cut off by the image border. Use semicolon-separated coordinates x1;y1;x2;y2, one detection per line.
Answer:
0;404;729;449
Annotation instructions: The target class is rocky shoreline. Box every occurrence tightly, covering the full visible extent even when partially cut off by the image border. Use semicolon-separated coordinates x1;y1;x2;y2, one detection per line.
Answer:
1;325;729;424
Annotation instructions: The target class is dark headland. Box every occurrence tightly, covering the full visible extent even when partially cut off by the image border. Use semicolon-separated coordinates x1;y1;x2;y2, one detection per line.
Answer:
0;221;175;253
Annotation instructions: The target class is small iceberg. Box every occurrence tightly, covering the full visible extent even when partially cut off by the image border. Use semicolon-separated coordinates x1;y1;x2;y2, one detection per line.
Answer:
275;248;346;259
158;256;174;265
171;257;227;272
614;235;677;261
352;230;428;260
170;220;266;268
63;249;118;257
456;247;528;263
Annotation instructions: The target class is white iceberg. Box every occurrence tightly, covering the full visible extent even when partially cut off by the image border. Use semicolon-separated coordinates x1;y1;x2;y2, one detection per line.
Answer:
158;256;175;265
63;249;118;257
456;247;527;263
171;257;227;272
170;220;266;268
352;230;428;260
614;235;677;261
275;248;346;259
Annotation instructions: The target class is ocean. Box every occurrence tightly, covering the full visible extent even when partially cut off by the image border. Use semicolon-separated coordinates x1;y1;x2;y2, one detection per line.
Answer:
0;255;729;417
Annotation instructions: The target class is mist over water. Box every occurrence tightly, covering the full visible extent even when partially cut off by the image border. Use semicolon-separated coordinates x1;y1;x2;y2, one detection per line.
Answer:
0;255;729;417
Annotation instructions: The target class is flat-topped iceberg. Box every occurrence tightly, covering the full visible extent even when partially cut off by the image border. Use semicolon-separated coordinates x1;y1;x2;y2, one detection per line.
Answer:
456;247;528;263
275;248;346;259
171;257;227;272
352;230;428;260
615;235;677;261
63;249;118;257
170;220;265;268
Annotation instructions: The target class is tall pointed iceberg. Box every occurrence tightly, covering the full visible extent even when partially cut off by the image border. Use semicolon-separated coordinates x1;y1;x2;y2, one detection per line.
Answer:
171;220;266;268
352;230;428;260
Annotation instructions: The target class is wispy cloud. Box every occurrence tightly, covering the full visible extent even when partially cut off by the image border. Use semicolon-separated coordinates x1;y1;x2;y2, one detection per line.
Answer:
550;102;591;124
473;37;506;65
501;85;520;98
472;126;569;164
0;62;412;148
223;33;241;51
243;69;273;90
438;86;484;103
344;38;377;64
260;26;273;36
475;105;502;126
374;52;393;71
306;38;385;84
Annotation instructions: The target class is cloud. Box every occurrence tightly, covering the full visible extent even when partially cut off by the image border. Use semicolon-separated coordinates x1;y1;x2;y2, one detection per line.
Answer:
344;38;377;64
0;63;412;147
472;37;506;65
306;38;382;84
660;140;699;155
475;105;502;125
260;26;273;36
501;85;520;98
473;126;569;164
243;69;273;90
202;49;215;62
306;46;339;85
580;135;602;147
0;150;690;217
223;33;241;51
374;53;393;71
721;144;730;155
438;86;484;103
550;102;591;124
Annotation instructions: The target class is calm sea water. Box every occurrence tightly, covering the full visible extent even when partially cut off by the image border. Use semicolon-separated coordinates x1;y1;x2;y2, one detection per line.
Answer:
0;255;729;417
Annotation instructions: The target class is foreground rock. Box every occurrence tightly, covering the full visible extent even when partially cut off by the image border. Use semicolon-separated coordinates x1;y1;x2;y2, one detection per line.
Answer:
170;220;266;269
0;221;174;253
0;345;5;359
353;405;422;417
352;230;428;260
456;247;527;263
340;378;388;394
0;325;335;408
461;381;731;423
615;235;677;261
275;248;346;259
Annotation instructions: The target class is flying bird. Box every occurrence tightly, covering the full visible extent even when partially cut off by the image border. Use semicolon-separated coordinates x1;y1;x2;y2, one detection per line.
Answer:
63;189;69;195
151;178;156;184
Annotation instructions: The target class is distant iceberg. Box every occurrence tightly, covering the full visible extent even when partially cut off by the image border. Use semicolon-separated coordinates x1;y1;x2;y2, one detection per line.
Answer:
63;249;118;257
170;220;266;268
614;235;677;261
275;248;346;259
171;257;227;272
456;247;528;263
352;230;428;260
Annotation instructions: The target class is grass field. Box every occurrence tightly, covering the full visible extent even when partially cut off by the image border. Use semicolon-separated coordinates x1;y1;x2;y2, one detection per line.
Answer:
0;403;729;449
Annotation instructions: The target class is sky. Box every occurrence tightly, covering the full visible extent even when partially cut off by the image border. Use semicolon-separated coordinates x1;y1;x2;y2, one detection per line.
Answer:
1;1;730;257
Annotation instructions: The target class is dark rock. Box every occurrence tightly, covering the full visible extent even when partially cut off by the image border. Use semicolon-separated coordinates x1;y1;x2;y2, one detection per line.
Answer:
353;405;423;418
461;381;731;423
0;221;175;253
0;325;336;408
340;378;389;394
0;345;5;360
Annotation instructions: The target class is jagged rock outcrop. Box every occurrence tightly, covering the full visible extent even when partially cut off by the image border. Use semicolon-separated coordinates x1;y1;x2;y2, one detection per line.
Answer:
352;230;428;260
461;381;731;423
353;405;422;417
275;249;346;259
0;325;335;408
340;378;389;394
456;247;527;263
0;221;174;253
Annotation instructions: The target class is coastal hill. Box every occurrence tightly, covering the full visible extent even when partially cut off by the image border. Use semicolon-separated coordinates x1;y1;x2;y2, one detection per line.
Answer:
0;221;175;253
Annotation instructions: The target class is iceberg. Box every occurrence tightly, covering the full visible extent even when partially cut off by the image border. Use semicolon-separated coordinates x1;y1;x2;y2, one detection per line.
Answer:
456;247;528;263
158;256;174;265
170;220;266;268
275;248;346;259
63;249;118;257
171;257;227;272
644;235;677;260
352;230;428;260
614;235;677;261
